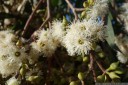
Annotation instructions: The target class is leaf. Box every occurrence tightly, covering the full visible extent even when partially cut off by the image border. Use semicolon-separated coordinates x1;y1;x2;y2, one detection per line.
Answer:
106;12;115;46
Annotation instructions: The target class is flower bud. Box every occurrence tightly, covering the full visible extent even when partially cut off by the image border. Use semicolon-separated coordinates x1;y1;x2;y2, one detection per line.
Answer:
97;75;105;82
62;16;68;26
88;0;94;5
78;72;84;80
114;70;124;74
98;52;105;58
107;62;119;71
20;68;26;76
81;11;86;18
83;2;89;8
16;40;22;46
83;56;89;63
69;81;77;85
107;72;120;79
27;76;40;83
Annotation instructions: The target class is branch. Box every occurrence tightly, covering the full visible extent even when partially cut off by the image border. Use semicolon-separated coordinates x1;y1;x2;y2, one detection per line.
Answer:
75;8;85;12
95;60;106;74
89;50;97;83
65;0;78;21
22;0;44;38
38;0;51;29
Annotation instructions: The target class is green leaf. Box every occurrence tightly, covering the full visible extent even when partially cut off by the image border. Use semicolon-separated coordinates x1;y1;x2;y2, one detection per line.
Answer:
106;12;115;46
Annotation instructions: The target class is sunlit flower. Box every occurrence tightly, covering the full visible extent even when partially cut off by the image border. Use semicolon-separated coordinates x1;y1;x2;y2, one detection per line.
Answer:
117;51;128;64
31;29;58;57
87;0;108;18
51;20;66;43
6;77;20;85
63;20;92;56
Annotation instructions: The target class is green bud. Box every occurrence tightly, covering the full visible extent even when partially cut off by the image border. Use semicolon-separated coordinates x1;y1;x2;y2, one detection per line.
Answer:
107;62;119;71
69;81;77;85
81;11;86;18
83;2;89;8
107;72;120;79
22;64;28;69
83;56;89;63
97;75;105;82
16;40;22;46
78;72;84;80
62;16;68;26
27;76;40;82
98;52;105;58
20;68;26;76
88;0;94;5
114;70;124;74
91;43;97;50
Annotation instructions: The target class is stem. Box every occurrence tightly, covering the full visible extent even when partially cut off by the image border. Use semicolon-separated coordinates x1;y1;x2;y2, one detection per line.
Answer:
81;80;85;85
39;0;51;29
89;50;97;83
22;0;44;38
65;0;78;21
75;8;85;12
95;60;106;74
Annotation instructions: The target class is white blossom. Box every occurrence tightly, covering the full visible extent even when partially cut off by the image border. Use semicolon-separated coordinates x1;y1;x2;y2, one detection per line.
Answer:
87;0;108;18
6;77;20;85
51;20;66;43
63;20;92;56
117;51;128;64
0;30;27;77
31;29;58;57
63;18;106;56
83;18;106;42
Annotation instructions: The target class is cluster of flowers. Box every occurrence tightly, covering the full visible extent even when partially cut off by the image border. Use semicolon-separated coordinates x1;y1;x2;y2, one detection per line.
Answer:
0;0;109;85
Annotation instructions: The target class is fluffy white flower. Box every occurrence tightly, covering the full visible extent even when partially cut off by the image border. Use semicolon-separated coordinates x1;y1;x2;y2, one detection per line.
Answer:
6;77;20;85
63;21;92;56
0;30;17;45
31;29;58;57
87;0;108;18
0;30;27;77
28;47;41;64
63;18;106;56
51;20;66;43
83;18;106;42
117;51;128;64
0;46;27;77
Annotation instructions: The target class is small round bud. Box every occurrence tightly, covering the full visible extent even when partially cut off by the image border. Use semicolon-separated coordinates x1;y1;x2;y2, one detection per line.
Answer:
98;52;105;58
69;81;77;85
97;75;105;82
81;11;86;18
78;72;84;80
88;0;94;5
83;56;89;63
20;68;26;76
83;2;89;8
